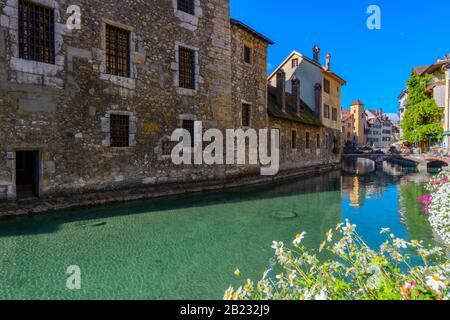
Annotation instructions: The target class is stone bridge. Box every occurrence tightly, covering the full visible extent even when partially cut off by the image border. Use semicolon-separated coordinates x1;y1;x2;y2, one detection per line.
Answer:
342;153;449;169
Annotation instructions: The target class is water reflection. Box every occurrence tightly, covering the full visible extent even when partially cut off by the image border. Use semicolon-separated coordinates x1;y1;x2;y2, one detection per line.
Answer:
342;158;376;175
383;161;418;176
0;164;439;300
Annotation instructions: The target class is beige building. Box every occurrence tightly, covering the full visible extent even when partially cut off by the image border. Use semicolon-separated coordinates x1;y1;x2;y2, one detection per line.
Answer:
350;100;366;147
267;47;346;131
322;64;346;131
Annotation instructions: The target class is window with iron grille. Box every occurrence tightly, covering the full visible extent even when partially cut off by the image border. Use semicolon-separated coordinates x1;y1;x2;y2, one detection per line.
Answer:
324;79;330;94
110;114;130;147
106;24;130;77
18;0;55;64
177;0;195;15
179;47;196;90
242;103;251;127
182;120;195;148
243;46;252;64
332;107;338;121
292;131;297;149
324;104;330;119
306;132;310;149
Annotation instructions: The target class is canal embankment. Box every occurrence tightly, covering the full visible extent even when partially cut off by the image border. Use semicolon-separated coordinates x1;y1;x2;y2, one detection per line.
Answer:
0;163;340;218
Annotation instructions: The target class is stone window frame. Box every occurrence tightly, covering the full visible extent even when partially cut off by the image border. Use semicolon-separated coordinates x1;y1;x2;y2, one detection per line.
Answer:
241;100;252;128
101;111;137;149
172;0;203;32
172;42;201;96
291;129;298;151
1;0;67;87
98;19;137;90
155;136;174;161
243;42;253;65
305;130;311;152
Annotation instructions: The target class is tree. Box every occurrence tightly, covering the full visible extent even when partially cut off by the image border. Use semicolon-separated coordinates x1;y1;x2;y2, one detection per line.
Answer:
401;73;443;147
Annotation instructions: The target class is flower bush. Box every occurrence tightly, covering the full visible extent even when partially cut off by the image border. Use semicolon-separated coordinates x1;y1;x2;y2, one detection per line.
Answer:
225;220;449;300
419;173;450;246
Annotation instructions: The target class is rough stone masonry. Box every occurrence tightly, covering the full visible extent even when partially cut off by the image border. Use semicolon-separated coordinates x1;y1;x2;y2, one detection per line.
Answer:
0;0;340;211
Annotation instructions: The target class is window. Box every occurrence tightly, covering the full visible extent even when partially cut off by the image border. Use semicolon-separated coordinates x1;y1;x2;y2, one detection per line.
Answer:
316;134;321;149
244;46;252;64
106;24;130;77
306;132;310;149
332;107;338;121
242;103;251;127
18;0;55;64
292;58;299;68
292;131;297;149
325;134;329;150
110;114;130;147
177;0;195;15
324;105;330;119
179;46;196;90
182;120;195;148
324;79;330;94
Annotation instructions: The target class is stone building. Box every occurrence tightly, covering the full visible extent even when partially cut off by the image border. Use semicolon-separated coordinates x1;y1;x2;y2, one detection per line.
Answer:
268;70;341;172
0;0;341;207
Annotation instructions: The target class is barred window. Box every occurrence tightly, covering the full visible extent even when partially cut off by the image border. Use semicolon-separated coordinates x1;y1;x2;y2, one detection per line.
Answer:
244;46;252;64
292;131;297;149
306;132;310;149
177;0;195;15
110;114;130;147
324;79;330;94
18;0;55;64
179;47;196;90
182;120;195;148
332;107;338;121
324;104;330;119
106;24;130;77
242;103;251;127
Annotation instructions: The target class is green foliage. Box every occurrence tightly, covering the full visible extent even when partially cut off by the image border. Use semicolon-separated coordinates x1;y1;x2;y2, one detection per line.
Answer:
401;73;443;144
226;221;449;301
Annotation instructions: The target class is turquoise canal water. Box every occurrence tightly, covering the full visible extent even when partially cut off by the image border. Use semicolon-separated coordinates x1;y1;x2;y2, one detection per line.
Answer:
0;169;436;300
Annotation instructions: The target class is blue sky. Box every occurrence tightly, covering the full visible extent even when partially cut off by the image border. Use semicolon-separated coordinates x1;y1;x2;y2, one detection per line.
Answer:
230;0;450;114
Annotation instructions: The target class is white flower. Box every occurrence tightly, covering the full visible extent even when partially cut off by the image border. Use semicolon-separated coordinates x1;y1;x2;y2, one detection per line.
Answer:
326;229;333;242
342;220;356;235
315;290;328;300
293;232;306;246
425;274;447;292
272;241;284;255
393;238;408;249
380;228;391;234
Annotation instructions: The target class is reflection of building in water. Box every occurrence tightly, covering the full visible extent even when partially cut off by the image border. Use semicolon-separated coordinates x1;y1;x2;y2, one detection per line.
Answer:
341;176;364;207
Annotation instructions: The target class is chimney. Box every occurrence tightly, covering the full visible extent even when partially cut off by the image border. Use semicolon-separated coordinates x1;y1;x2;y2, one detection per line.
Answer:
325;53;331;70
276;69;286;112
313;45;320;63
292;76;301;115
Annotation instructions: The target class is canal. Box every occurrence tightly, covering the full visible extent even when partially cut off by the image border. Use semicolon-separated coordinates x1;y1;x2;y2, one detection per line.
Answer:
0;165;437;300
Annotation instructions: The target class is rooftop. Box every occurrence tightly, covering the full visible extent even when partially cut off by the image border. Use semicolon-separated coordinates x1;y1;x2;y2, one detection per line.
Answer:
230;18;275;45
267;86;322;127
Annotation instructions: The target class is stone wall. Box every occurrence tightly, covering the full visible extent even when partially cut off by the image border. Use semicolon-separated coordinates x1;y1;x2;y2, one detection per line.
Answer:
269;117;341;172
0;0;237;200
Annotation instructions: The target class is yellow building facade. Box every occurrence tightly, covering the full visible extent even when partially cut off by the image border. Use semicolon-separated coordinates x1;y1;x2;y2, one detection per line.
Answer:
350;100;366;146
322;70;346;131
